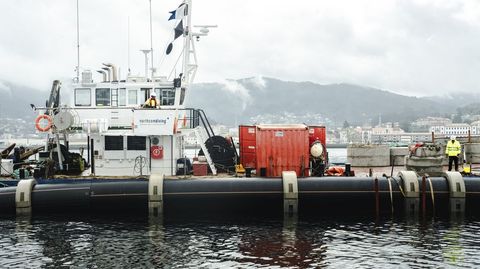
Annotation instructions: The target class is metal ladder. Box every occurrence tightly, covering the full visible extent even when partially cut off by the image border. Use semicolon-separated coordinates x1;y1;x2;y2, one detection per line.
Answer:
194;126;217;175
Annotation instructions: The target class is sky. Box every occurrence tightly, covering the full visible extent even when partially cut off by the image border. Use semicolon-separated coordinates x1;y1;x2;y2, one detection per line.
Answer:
1;0;480;96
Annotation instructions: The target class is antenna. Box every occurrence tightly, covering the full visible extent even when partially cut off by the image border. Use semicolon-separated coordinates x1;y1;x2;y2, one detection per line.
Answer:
76;0;80;81
127;16;131;76
149;0;154;78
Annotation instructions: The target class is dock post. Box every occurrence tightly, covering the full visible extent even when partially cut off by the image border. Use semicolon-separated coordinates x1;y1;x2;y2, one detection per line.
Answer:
148;174;164;218
398;171;420;217
282;171;298;218
444;172;466;217
15;179;36;215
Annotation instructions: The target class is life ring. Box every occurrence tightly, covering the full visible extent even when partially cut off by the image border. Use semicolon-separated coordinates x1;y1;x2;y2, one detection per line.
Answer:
35;114;53;132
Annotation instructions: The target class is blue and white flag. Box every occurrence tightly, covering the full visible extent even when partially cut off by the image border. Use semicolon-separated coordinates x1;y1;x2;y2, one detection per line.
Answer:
168;3;186;21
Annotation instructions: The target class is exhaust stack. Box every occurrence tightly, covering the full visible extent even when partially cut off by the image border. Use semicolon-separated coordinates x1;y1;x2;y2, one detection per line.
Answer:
101;67;111;82
97;70;107;82
103;63;118;81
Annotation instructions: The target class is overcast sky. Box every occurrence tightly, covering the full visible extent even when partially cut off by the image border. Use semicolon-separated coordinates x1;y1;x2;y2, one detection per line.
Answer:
1;0;480;96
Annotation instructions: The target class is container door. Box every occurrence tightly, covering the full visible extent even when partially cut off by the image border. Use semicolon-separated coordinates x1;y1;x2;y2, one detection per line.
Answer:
239;125;256;168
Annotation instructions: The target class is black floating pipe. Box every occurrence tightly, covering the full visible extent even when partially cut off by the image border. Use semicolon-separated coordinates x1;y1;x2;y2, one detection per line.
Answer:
1;177;480;217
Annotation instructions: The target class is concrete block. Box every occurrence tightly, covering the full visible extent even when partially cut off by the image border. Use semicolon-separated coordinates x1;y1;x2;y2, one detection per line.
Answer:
347;144;390;167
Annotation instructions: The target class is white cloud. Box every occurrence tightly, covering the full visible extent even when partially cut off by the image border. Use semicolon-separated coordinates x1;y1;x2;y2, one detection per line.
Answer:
221;79;252;110
0;81;12;95
1;0;480;97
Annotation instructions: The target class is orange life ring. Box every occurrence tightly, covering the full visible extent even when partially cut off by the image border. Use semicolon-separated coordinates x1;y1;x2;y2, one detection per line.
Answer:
35;114;53;132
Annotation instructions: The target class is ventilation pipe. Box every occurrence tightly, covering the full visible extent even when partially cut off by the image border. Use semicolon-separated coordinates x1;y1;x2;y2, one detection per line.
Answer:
103;63;118;81
101;67;111;82
97;70;107;82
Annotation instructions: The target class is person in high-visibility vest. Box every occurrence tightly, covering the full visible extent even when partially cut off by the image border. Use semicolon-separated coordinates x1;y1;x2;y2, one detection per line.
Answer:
144;92;159;108
445;135;461;171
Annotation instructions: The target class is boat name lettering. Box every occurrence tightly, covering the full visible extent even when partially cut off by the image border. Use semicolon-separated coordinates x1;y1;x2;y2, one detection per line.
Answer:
139;119;167;125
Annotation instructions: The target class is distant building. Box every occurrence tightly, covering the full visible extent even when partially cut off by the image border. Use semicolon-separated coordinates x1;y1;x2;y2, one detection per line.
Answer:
430;123;478;136
370;132;430;144
412;117;451;132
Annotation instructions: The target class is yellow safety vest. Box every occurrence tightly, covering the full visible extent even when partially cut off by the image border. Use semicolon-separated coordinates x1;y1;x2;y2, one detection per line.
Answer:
445;140;461;156
144;98;157;107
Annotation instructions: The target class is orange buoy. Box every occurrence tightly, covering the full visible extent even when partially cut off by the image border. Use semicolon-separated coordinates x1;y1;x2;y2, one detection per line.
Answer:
35;114;53;132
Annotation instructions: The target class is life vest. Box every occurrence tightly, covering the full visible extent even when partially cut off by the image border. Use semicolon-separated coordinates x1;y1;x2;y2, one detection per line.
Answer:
445;140;461;157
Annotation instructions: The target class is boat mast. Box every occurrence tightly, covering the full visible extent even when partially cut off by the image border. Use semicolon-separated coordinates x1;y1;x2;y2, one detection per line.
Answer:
149;0;154;78
76;0;80;81
181;0;216;87
182;0;193;87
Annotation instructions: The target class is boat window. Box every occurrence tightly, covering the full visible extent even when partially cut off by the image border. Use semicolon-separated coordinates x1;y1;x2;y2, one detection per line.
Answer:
179;87;186;105
118;88;126;106
74;88;91;106
154;88;162;103
111;88;118;107
96;88;111;106
127;136;146;150
128;89;137;105
161;88;175;106
141;88;152;103
105;136;123;150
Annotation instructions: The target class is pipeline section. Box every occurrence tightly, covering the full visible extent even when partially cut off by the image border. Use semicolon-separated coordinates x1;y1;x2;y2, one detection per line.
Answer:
0;172;478;217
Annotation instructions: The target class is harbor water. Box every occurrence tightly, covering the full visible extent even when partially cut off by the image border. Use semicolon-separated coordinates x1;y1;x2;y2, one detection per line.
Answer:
1;215;479;268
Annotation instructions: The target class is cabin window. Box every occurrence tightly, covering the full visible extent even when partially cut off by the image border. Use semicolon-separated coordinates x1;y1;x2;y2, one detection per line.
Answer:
179;87;186;105
105;136;123;150
110;88;126;107
161;88;175;105
96;88;111;106
118;88;126;106
128;89;137;105
141;88;152;103
127;136;146;150
74;88;91;106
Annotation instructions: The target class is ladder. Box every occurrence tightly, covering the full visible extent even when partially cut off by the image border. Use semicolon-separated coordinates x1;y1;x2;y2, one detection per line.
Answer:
194;126;217;175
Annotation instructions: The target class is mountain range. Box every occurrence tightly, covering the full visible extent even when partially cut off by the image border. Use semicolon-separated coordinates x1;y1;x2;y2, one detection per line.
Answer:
2;77;480;127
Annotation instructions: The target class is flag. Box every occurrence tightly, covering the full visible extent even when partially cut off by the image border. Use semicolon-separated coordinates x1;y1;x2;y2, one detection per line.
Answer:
168;3;186;21
174;20;184;40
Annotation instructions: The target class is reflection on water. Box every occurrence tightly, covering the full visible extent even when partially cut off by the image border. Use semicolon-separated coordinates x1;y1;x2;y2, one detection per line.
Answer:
1;215;480;268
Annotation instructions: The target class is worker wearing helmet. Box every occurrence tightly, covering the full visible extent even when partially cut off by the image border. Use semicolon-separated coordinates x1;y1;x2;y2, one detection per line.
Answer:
144;92;159;108
445;135;461;171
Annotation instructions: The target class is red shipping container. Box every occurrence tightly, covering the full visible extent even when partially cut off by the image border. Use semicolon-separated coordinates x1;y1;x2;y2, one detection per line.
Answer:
255;124;309;177
239;125;257;168
308;126;326;146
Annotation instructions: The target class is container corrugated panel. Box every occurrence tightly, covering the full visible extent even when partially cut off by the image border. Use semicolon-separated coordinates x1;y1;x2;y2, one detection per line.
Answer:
256;125;309;177
308;126;326;146
239;125;256;168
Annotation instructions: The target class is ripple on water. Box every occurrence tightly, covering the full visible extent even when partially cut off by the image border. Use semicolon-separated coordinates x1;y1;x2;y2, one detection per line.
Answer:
0;217;479;268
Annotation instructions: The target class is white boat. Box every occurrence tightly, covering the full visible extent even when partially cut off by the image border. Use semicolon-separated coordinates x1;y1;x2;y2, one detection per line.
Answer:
31;0;230;178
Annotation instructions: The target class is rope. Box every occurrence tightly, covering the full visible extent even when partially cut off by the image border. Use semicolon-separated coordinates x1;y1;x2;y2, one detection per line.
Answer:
427;176;435;208
386;176;394;214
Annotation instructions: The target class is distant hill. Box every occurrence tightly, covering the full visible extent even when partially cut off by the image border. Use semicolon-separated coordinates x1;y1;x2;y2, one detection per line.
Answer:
185;77;467;126
2;77;480;126
0;81;46;120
